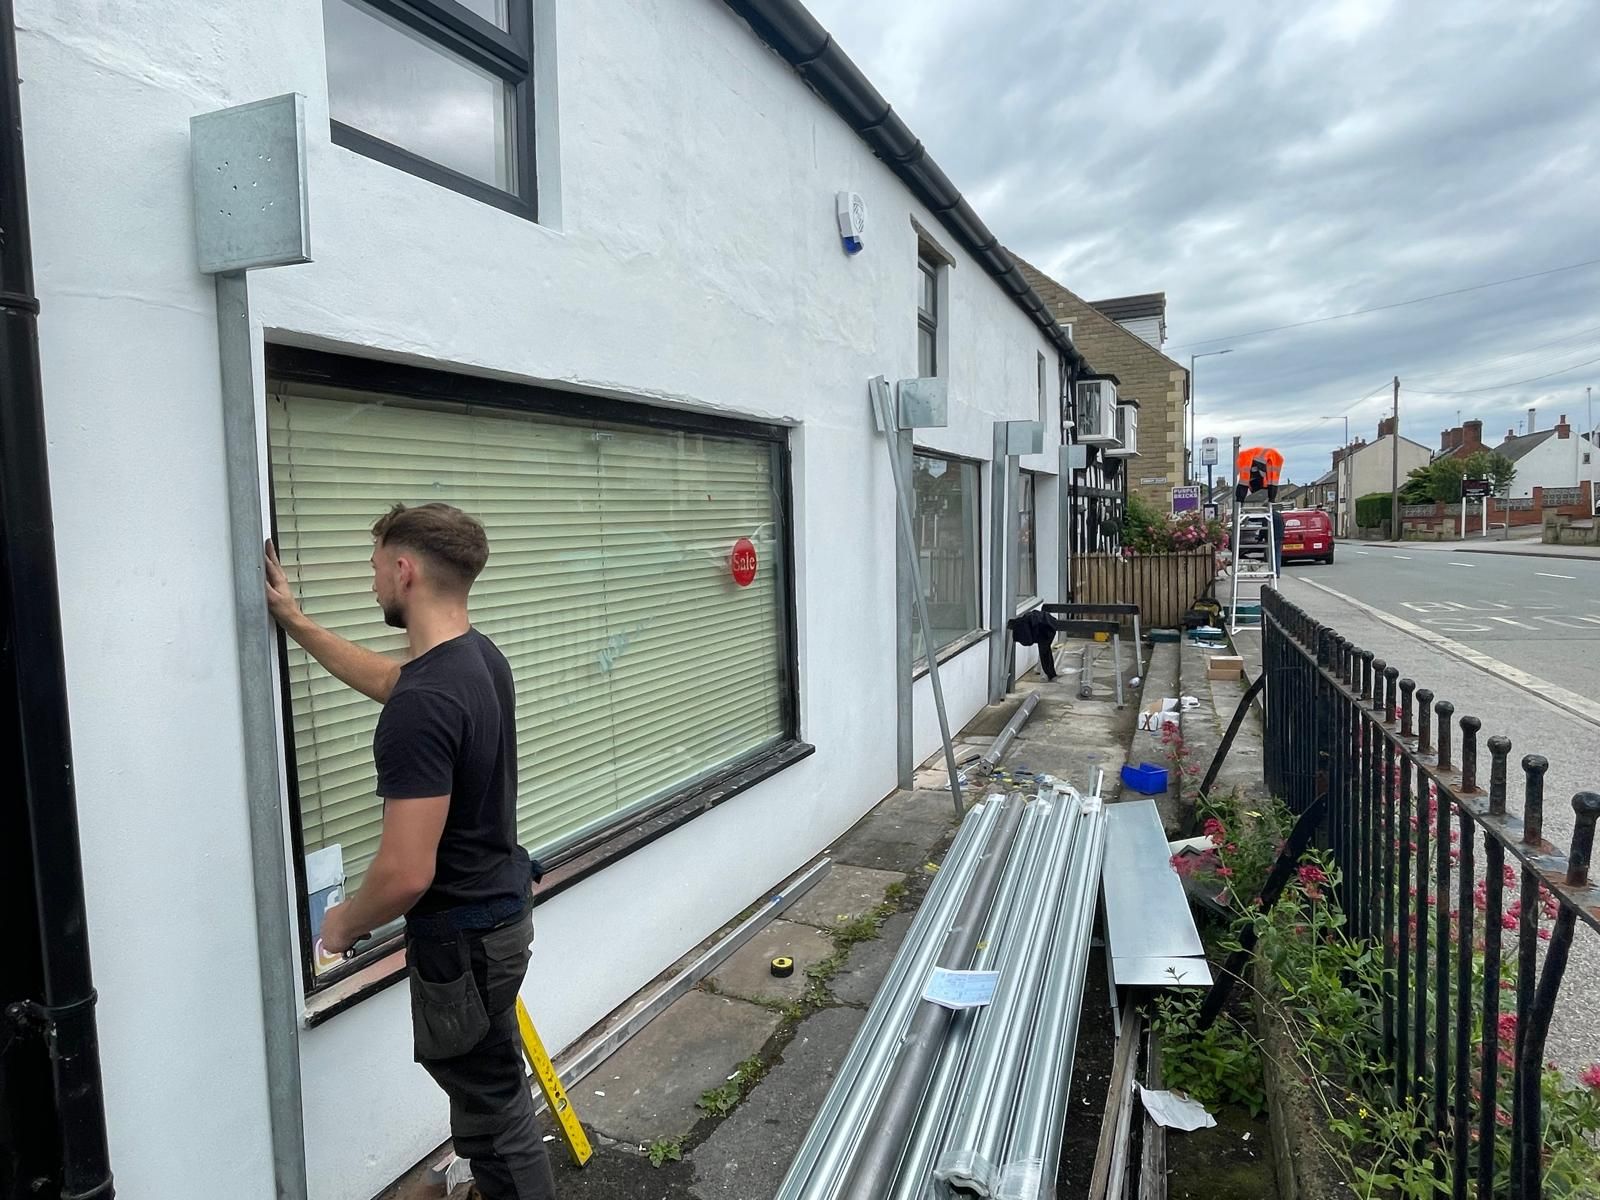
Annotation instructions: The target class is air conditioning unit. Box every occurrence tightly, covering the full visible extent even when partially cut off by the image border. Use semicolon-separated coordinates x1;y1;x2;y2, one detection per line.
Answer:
1106;402;1140;457
1074;379;1120;446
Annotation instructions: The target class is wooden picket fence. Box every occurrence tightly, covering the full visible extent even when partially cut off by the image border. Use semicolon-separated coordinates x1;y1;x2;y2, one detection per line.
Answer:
1069;549;1218;629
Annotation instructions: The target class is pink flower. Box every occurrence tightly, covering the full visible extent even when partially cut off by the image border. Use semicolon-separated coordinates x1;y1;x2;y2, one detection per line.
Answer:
1204;818;1227;846
1579;1063;1600;1091
1216;867;1235;879
1497;1013;1518;1042
1298;864;1329;887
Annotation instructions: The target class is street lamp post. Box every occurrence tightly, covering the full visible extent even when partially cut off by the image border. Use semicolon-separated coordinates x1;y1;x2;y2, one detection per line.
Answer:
1322;415;1350;537
1190;348;1233;486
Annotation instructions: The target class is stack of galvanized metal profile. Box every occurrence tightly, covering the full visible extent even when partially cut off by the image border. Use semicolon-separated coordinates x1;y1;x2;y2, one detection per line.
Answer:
774;779;1109;1200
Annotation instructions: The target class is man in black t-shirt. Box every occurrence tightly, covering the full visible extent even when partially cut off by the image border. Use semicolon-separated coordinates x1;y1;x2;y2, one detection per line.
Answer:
266;502;556;1200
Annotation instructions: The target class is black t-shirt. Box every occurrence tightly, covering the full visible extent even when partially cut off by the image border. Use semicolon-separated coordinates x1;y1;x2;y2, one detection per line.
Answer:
373;629;530;916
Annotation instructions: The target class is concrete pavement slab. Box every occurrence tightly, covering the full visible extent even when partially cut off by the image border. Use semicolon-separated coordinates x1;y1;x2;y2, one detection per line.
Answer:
706;920;834;1005
578;989;783;1144
784;864;906;930
827;788;961;874
689;1007;863;1200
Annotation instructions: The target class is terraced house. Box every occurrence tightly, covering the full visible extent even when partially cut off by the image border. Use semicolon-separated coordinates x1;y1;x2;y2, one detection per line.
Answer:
0;2;1136;1198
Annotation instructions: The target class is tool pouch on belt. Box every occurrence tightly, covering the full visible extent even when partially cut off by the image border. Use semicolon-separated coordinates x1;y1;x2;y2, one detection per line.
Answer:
406;907;534;1062
408;932;490;1062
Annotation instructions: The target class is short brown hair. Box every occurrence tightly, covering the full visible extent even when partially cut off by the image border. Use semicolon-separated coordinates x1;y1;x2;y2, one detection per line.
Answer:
372;503;489;590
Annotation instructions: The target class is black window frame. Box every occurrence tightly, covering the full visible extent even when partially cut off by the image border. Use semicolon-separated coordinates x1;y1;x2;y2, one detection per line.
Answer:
325;0;539;221
917;251;940;378
265;345;809;1015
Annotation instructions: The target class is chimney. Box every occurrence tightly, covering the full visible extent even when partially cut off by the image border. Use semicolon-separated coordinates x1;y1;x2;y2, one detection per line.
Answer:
1505;428;1516;443
1557;414;1571;439
1528;407;1537;433
1377;416;1396;438
1463;419;1482;451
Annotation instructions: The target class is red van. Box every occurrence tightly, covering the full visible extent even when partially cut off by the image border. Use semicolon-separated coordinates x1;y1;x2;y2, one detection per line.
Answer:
1280;508;1335;564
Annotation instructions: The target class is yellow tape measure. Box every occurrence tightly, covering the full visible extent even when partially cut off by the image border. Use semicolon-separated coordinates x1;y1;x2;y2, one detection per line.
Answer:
516;998;593;1167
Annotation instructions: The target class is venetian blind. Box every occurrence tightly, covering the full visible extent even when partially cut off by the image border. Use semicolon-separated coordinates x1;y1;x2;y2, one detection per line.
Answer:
269;384;788;891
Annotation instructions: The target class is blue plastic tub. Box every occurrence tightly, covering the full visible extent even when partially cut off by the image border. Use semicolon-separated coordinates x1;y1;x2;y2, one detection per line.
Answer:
1120;762;1169;794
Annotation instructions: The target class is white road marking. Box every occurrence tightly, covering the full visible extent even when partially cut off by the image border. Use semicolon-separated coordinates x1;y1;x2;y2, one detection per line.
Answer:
1488;616;1536;628
1535;615;1599;630
1448;562;1475;567
1357;551;1370;555
1392;554;1412;560
1293;576;1600;729
1536;572;1576;580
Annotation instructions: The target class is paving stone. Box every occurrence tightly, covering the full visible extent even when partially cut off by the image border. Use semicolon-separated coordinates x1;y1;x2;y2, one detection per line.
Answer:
828;789;962;874
689;1007;864;1200
706;920;833;1005
577;989;782;1145
829;909;914;1007
784;864;907;930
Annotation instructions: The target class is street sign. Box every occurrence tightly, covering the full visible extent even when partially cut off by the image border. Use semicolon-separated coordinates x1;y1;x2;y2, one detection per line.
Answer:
1200;437;1218;467
1172;484;1201;514
1462;478;1492;499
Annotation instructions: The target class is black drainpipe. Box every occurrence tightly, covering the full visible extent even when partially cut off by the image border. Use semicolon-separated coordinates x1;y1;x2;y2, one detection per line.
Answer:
0;2;116;1197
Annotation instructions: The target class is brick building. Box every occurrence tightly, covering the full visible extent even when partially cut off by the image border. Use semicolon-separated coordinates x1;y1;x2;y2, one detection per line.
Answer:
1016;260;1188;510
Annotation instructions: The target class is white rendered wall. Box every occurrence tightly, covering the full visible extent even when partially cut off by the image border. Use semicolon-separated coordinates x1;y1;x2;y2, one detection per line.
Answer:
17;0;1065;1196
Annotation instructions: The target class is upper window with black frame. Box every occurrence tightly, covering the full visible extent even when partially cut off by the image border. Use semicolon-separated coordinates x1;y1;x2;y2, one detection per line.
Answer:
323;0;536;217
917;251;940;378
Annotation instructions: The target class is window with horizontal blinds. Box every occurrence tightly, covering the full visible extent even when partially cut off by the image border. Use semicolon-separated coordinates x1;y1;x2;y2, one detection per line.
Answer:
269;383;790;900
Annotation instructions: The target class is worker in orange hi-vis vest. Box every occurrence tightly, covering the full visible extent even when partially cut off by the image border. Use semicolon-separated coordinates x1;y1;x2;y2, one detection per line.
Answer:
1234;446;1284;502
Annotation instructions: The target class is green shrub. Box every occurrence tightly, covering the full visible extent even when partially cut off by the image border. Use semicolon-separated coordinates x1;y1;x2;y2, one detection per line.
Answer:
1354;493;1391;529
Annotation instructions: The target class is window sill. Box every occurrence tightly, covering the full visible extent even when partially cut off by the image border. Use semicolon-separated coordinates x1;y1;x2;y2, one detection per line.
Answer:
304;947;408;1029
913;628;989;681
300;739;815;1025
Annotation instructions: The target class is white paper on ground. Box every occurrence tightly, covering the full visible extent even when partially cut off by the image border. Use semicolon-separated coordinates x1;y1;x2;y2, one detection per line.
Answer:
1137;1085;1217;1131
923;968;1000;1009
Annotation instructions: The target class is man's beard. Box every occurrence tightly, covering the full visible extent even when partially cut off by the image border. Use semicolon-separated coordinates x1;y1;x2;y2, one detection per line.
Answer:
381;602;407;629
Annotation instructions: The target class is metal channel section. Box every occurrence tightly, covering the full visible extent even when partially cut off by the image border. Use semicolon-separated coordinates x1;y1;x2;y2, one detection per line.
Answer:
775;800;1003;1198
872;376;965;814
979;691;1041;770
837;794;1030;1196
191;94;314;1200
777;777;1110;1200
1101;800;1211;989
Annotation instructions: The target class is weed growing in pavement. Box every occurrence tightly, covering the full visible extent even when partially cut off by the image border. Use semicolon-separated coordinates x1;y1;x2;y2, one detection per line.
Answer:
696;1055;767;1117
644;1136;683;1168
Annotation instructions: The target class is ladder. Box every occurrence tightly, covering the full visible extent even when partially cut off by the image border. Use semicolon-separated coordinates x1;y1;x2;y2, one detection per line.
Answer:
1227;498;1278;634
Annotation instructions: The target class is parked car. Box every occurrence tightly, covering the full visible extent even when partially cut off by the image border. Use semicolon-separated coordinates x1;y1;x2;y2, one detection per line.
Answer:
1280;508;1335;563
1232;509;1335;564
1233;513;1270;559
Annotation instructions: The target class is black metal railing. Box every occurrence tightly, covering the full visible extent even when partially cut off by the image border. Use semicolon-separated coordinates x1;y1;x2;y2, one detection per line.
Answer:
1261;588;1600;1200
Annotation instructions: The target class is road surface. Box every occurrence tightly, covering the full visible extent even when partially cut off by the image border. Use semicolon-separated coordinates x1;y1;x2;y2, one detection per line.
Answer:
1287;543;1600;698
1264;546;1600;1073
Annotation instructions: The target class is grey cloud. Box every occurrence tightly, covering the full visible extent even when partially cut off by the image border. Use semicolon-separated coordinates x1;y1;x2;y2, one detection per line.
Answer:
808;0;1600;482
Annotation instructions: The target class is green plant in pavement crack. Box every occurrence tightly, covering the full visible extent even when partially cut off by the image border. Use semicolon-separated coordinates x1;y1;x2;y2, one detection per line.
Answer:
696;1054;767;1117
644;1136;683;1168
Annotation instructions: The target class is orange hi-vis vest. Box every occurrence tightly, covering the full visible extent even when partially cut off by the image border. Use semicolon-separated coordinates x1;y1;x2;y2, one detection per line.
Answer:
1234;446;1284;502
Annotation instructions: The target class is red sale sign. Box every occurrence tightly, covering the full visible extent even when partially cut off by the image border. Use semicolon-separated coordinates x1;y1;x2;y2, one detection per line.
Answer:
730;537;758;587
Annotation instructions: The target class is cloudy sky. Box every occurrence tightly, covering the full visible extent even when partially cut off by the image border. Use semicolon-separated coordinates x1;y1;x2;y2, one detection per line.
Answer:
805;0;1600;485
